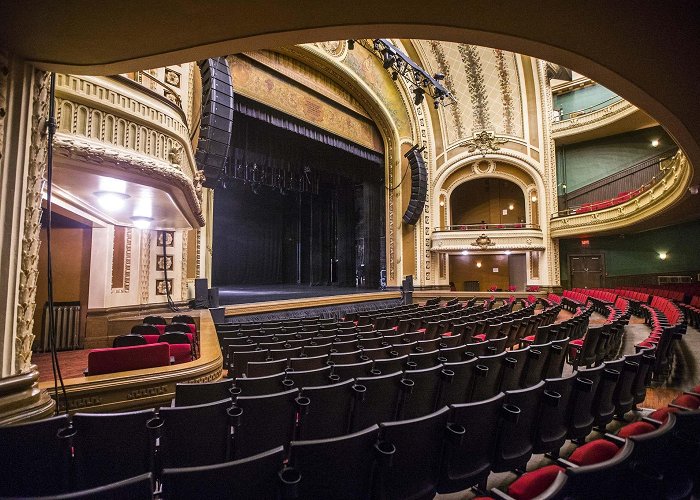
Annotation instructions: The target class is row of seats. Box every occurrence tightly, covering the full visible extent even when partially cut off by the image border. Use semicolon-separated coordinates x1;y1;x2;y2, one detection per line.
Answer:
0;352;664;499
484;382;700;499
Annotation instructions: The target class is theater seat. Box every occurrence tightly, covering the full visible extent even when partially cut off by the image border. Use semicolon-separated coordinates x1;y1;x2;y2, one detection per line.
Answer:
568;439;619;466
648;406;680;422
672;394;700;409
506;464;565;500
617;421;656;438
87;343;171;375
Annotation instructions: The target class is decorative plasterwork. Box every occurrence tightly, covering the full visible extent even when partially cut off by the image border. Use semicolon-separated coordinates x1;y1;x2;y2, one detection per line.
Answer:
456;130;508;156
139;230;151;304
431;228;545;252
52;133;204;227
54;74;196;178
0;52;7;167
551;99;636;139
112;227;132;293
180;230;188;301
550;152;691;238
15;69;50;374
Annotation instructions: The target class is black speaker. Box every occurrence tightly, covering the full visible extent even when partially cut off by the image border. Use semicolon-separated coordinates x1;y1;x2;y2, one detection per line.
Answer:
402;145;427;225
196;57;234;188
194;278;209;308
208;287;220;308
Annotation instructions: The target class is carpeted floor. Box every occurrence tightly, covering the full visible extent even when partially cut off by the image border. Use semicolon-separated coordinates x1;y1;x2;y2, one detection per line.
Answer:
33;350;90;382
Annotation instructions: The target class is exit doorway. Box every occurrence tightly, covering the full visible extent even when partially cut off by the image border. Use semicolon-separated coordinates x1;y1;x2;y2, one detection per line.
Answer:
569;254;605;289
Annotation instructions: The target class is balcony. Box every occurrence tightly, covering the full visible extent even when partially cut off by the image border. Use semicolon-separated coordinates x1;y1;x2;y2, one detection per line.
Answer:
430;223;545;252
550;152;691;238
52;74;204;229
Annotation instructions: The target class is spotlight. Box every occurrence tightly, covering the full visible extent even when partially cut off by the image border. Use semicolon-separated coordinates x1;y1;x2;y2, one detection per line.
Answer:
433;73;445;80
413;87;425;106
433;100;440;110
391;71;399;81
131;216;153;229
94;191;130;211
347;39;354;50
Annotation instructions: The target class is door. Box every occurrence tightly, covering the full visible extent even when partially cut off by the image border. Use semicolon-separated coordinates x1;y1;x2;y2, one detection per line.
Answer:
569;254;604;289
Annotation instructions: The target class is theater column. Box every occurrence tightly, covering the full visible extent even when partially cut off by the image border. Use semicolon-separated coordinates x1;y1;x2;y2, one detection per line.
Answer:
0;52;56;423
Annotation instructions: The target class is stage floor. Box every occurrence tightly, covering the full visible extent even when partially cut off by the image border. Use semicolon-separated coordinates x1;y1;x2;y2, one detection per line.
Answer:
217;284;381;305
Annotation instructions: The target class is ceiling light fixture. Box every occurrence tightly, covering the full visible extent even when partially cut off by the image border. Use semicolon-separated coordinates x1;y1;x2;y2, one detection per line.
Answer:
461;250;468;255
476;261;482;268
508;203;514;210
658;252;667;260
505;250;512;255
651;139;660;147
131;216;154;229
94;191;130;211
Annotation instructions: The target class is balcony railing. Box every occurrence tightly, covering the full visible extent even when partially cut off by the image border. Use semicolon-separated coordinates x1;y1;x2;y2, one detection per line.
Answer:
552;95;623;122
434;223;540;232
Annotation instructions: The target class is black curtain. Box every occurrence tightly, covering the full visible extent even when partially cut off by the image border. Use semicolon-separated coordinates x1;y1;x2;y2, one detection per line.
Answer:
212;108;383;288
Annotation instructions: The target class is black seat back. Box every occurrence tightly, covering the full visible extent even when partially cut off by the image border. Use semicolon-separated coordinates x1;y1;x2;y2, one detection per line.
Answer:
350;371;404;432
398;365;443;419
113;334;148;347
298;380;355;440
175;379;234;406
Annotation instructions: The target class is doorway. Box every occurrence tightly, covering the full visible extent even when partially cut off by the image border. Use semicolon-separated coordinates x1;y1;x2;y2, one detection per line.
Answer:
569;254;605;289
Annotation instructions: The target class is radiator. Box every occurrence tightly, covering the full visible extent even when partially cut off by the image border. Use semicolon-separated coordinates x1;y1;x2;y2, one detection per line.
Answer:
36;301;82;352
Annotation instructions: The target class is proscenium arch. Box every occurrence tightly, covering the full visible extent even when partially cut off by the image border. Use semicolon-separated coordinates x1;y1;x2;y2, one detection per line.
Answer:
433;152;548;231
3;2;698;176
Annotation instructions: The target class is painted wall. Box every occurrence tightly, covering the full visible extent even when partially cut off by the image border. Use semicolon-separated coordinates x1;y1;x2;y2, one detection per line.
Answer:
558;220;700;287
450;178;526;225
553;83;618;116
449;254;510;291
556;126;673;193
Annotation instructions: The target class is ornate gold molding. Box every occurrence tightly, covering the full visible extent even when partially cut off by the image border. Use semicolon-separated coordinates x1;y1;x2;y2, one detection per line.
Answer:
431;228;545;251
552;99;635;138
550;152;691;238
15;69;50;374
0;367;55;425
52;133;204;227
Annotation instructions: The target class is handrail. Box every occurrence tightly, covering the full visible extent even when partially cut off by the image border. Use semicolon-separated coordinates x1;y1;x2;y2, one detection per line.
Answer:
433;223;540;232
111;73;188;127
551;154;676;218
553;95;623;121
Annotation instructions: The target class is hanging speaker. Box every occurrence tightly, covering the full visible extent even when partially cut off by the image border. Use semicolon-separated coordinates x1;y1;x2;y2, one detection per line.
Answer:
402;145;427;225
196;57;234;188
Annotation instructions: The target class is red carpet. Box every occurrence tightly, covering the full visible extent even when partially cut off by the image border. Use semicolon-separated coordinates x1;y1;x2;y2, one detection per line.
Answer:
33;350;90;382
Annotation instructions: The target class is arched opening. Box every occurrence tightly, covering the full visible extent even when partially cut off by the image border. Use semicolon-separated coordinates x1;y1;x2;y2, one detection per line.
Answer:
450;178;526;226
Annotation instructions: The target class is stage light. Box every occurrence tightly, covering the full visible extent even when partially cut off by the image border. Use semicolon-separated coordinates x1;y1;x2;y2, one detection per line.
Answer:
131;216;153;229
347;39;354;50
413;87;425;105
94;191;130;211
391;71;398;81
382;49;396;69
433;73;445;80
658;252;667;260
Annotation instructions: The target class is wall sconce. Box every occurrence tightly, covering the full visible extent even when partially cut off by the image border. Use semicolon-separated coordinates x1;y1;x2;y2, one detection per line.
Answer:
508;203;514;210
439;200;445;206
476;261;482;268
658;252;667;260
531;195;538;203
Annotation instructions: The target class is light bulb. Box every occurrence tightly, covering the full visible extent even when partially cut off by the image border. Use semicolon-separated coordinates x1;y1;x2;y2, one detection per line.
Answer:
94;191;130;211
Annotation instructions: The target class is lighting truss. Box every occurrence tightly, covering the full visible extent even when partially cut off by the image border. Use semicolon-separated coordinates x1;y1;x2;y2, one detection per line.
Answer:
349;38;457;108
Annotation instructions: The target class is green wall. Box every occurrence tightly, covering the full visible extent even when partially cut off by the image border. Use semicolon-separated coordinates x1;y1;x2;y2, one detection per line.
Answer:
553;83;619;117
556;126;674;194
559;220;700;287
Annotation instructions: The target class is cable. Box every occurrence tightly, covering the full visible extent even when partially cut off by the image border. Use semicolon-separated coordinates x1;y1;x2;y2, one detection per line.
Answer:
46;72;69;414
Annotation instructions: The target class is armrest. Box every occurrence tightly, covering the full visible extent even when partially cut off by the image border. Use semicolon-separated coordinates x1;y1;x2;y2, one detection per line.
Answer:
668;403;690;411
170;355;176;364
490;488;517;500
555;457;578;468
603;433;626;446
642;416;663;426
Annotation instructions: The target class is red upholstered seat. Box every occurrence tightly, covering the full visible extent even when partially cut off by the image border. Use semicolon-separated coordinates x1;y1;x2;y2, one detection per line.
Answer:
142;335;160;344
523;335;535;342
648;406;680;422
169;344;193;364
507;465;565;500
155;324;166;335
672;394;700;409
442;331;452;337
187;323;197;335
568;439;619;466
472;334;486;342
87;342;171;375
417;328;426;333
692;384;700;394
617;421;656;438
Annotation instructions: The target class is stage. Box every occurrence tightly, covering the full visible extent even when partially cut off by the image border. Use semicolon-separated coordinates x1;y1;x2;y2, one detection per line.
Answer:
217;284;401;322
217;284;385;305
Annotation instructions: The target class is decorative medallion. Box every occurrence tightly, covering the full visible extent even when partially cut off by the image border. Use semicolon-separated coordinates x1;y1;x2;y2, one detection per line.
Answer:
317;41;346;58
470;234;496;249
459;130;507;156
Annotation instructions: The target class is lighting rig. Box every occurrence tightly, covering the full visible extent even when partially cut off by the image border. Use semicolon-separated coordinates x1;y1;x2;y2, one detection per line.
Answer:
219;161;320;195
348;38;456;109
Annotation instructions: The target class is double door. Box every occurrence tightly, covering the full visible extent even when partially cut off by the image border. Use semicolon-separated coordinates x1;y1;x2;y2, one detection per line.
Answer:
569;254;604;289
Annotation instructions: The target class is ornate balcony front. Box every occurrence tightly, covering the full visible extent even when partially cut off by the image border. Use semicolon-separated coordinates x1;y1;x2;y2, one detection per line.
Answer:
52;74;204;228
430;223;545;252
